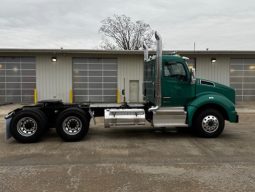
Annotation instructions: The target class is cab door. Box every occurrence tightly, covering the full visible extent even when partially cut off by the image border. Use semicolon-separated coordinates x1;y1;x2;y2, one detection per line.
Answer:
161;62;195;107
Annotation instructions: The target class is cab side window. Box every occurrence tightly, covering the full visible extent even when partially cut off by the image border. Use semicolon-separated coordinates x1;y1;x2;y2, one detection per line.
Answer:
164;62;187;80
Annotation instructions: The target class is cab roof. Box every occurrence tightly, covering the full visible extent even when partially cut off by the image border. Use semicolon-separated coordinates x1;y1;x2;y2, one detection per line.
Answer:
162;54;185;63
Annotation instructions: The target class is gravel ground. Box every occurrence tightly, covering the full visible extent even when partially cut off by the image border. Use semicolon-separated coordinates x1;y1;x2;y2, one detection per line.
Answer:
0;104;255;192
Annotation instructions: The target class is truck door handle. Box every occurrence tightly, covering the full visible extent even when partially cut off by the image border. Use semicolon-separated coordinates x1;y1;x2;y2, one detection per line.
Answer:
163;97;171;99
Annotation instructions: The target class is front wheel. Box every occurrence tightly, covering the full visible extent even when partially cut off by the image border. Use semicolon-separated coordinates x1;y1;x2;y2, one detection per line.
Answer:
56;108;90;142
193;109;225;138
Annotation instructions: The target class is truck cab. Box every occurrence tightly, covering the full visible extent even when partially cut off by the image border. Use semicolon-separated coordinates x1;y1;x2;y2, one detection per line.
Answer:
143;33;238;137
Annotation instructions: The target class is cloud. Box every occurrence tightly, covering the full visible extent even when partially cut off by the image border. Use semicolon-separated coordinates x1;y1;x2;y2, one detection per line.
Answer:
0;0;255;50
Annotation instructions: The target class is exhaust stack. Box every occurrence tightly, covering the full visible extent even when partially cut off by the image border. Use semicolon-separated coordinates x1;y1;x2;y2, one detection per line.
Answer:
143;43;149;61
155;31;162;107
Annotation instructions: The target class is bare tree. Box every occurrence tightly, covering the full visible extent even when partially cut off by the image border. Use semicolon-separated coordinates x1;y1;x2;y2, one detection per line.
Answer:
99;14;154;50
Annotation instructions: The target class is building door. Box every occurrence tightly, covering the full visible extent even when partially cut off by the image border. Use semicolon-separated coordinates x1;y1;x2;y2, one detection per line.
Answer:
0;57;36;104
73;58;117;103
129;80;139;103
230;59;255;101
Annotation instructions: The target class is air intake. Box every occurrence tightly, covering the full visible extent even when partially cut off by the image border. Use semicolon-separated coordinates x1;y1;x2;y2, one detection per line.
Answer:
200;80;215;87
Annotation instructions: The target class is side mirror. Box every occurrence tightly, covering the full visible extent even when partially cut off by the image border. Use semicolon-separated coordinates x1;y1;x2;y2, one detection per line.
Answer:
190;68;196;84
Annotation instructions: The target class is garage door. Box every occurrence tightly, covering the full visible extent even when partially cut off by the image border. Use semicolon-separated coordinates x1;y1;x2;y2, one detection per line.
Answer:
230;59;255;101
73;58;117;103
0;57;36;104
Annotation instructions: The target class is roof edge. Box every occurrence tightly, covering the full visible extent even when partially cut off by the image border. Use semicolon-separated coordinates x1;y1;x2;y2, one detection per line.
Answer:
0;48;255;55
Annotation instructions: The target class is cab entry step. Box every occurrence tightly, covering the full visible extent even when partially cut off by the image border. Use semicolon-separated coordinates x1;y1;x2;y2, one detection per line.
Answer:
152;107;188;128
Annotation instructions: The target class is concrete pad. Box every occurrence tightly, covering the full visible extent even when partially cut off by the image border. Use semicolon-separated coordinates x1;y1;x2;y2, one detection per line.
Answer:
0;104;255;191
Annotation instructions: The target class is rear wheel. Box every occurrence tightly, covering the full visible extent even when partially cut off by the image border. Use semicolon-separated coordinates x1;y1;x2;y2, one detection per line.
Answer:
56;108;90;141
10;109;47;143
193;109;225;138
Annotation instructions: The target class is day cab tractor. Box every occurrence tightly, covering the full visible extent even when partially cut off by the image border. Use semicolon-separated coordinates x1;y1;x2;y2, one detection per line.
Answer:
5;32;239;143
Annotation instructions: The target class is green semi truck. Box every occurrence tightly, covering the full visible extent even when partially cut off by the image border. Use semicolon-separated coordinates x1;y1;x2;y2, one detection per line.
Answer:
5;32;238;143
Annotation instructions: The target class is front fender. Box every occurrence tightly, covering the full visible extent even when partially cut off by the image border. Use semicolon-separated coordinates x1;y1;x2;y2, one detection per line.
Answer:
187;94;238;126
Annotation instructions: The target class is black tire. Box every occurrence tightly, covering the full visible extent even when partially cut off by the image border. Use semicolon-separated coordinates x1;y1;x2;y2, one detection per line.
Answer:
193;108;225;138
10;109;47;143
56;108;90;142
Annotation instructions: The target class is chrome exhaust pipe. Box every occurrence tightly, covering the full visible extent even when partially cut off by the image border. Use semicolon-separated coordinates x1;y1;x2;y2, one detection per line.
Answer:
143;43;149;61
155;31;162;107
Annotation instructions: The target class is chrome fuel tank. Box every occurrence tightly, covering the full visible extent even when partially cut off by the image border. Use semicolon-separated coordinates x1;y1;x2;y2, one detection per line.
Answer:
104;109;146;128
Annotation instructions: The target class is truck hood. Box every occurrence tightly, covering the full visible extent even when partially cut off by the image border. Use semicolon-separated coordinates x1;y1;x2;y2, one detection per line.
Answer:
195;78;236;104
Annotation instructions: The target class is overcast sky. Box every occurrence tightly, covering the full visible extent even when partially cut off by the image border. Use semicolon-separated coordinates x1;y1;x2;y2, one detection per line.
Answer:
0;0;255;50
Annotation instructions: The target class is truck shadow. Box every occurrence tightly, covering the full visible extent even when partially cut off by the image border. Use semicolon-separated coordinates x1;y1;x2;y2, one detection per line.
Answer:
41;127;194;141
44;126;237;141
4;127;237;144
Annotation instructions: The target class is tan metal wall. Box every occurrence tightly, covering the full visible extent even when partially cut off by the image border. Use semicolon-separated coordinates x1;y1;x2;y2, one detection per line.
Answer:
36;54;144;103
117;55;144;102
195;56;230;86
36;55;72;102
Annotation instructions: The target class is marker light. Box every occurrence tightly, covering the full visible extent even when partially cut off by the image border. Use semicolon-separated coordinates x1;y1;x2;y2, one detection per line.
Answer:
211;58;217;63
51;57;57;62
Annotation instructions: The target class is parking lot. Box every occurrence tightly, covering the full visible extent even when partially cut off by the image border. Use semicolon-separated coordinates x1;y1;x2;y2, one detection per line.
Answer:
0;104;255;192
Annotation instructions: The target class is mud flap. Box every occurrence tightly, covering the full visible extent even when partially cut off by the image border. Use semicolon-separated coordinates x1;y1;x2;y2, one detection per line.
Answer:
5;118;12;140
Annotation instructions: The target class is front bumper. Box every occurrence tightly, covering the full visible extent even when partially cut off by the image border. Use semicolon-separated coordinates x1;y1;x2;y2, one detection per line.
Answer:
229;111;239;123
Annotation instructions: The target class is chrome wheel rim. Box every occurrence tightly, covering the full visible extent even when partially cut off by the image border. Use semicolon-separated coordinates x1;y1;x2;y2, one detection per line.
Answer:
17;117;38;137
62;116;82;135
202;115;219;133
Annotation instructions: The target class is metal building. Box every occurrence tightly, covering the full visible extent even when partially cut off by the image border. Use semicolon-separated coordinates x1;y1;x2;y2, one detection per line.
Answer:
0;49;255;104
